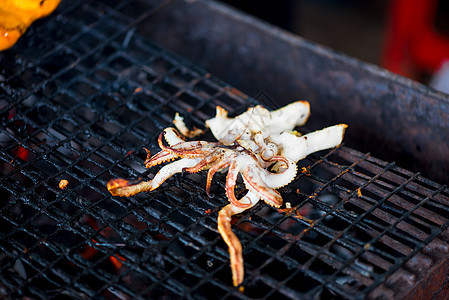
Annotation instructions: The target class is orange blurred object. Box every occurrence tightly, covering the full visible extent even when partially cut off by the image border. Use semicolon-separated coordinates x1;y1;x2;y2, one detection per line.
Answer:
0;0;61;51
109;254;126;270
383;0;449;79
11;146;30;163
59;179;69;190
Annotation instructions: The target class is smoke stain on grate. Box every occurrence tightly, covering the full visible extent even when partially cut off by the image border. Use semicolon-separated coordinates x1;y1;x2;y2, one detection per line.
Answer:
0;0;449;299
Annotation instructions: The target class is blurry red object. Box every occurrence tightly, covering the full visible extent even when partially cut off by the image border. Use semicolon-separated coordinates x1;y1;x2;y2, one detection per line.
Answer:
383;0;449;78
11;146;30;163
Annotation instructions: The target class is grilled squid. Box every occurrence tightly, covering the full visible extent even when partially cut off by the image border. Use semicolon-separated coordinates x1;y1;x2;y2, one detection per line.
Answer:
107;101;347;289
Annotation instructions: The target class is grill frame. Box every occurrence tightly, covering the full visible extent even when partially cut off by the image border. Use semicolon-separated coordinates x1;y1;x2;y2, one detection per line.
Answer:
1;0;449;299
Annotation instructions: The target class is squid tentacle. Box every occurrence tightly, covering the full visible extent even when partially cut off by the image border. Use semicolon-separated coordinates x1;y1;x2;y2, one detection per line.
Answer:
242;166;283;208
206;159;231;197
225;161;252;209
108;157;201;197
183;151;220;174
217;191;259;288
158;131;207;157
144;150;179;168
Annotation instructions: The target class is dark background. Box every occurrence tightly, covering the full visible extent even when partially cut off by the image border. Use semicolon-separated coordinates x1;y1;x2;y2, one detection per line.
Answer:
220;0;388;65
220;0;449;83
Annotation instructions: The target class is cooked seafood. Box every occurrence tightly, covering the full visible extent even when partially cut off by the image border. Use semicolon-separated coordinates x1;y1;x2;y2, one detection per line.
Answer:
107;102;347;289
173;112;204;138
205;101;311;151
206;101;346;167
107;127;297;209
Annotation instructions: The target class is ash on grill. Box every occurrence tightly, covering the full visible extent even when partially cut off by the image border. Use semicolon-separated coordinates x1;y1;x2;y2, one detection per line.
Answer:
1;0;449;299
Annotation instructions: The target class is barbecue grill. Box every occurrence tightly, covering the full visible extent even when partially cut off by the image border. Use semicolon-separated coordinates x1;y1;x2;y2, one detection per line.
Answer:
1;0;449;299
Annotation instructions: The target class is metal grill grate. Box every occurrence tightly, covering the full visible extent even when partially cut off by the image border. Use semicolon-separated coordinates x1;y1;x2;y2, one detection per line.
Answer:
1;1;449;299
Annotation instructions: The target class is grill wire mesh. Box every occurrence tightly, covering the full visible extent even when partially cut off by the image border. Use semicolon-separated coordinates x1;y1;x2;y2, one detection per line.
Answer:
2;0;449;299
